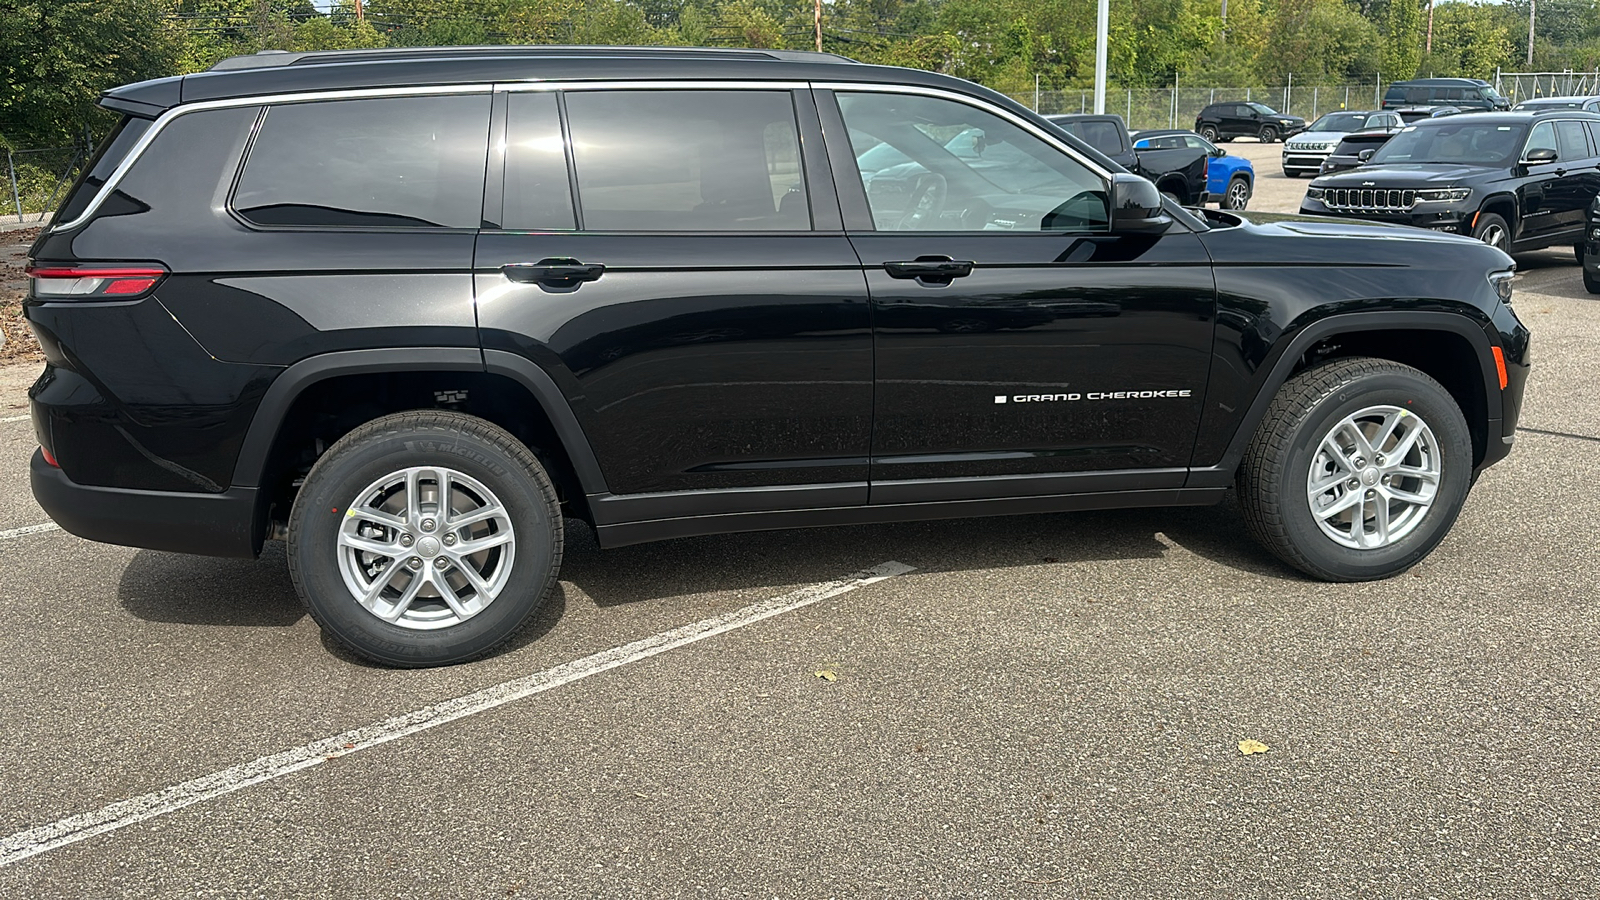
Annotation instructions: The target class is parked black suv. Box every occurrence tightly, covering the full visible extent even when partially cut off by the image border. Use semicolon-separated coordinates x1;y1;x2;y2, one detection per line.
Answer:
1194;101;1306;143
27;46;1529;666
1382;78;1510;112
1302;110;1600;255
1044;114;1210;205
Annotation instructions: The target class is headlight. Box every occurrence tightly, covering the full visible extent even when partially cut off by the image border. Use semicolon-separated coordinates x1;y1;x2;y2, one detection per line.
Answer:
1415;188;1471;202
1306;187;1325;199
1488;269;1515;304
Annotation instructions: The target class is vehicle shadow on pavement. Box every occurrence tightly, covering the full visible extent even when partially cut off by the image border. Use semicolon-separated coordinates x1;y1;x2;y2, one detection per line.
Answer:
556;493;1300;608
118;542;305;627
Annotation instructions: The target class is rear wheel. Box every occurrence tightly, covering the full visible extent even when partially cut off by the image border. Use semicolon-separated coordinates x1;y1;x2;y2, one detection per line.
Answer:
287;411;563;667
1259;125;1279;143
1222;175;1251;210
1236;358;1473;582
1585;268;1600;294
1199;124;1219;142
1574;243;1585;263
1472;212;1510;253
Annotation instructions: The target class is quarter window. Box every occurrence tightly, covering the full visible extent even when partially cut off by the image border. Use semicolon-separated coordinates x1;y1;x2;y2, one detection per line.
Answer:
837;91;1108;232
562;90;810;231
234;94;491;229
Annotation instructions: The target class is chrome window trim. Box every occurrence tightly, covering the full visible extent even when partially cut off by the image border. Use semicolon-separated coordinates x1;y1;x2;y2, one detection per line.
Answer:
50;83;494;234
816;81;1115;182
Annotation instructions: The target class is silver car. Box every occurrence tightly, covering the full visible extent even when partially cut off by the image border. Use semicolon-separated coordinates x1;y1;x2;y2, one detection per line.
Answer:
1282;110;1403;177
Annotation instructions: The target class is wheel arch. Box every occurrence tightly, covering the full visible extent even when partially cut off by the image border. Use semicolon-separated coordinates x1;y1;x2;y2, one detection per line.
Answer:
1476;193;1517;231
234;348;609;538
1190;310;1499;488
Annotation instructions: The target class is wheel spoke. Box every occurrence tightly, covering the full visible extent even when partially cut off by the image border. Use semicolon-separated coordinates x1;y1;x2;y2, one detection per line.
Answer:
430;568;473;619
1371;411;1403;455
1345;421;1377;460
349;507;408;532
1388;423;1425;462
1321;435;1357;473
1313;488;1362;521
446;505;503;530
1383;484;1434;505
455;529;513;555
1369;494;1391;546
1308;471;1349;498
360;563;402;608
338;531;399;557
378;571;425;622
1391;465;1440;484
452;556;496;600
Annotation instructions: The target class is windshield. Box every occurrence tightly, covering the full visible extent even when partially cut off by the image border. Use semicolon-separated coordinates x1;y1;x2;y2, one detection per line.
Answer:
1310;112;1374;132
1247;102;1279;116
1484;85;1504;99
1370;122;1527;165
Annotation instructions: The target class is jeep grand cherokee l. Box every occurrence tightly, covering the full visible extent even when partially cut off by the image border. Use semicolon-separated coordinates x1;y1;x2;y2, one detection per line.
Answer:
1301;110;1600;255
26;46;1530;666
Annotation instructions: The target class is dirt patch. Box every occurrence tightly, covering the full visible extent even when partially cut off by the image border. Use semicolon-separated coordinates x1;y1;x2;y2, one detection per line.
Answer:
1;228;44;364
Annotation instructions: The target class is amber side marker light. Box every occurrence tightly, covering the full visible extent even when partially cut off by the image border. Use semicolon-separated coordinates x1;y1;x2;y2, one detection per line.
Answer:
25;264;167;299
1491;346;1508;390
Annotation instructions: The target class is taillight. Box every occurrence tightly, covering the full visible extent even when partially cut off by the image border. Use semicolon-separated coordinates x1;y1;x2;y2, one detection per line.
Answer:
26;264;167;300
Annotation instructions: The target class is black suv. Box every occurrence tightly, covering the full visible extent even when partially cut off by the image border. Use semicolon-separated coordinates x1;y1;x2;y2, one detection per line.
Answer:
1194;101;1306;143
1382;78;1510;112
1301;110;1600;255
26;47;1529;666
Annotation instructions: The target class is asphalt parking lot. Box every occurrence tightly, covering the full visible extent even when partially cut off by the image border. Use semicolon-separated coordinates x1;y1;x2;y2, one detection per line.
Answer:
2;202;1598;897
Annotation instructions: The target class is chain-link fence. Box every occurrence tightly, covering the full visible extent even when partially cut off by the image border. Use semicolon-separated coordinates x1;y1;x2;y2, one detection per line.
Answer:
1494;71;1600;106
2;144;92;225
1009;83;1389;131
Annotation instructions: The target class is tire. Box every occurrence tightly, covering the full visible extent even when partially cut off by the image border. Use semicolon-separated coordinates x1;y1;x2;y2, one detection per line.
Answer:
1198;124;1219;142
1575;243;1585;263
1259;125;1279;143
1282;168;1301;178
1236;357;1473;582
1585;268;1600;294
1222;175;1251;210
1471;212;1510;253
287;410;563;667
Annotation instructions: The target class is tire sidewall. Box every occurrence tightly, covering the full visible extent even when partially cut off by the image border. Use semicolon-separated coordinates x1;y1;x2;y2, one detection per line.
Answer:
1472;212;1510;252
1277;373;1473;579
1225;176;1250;209
289;425;558;666
1200;125;1219;141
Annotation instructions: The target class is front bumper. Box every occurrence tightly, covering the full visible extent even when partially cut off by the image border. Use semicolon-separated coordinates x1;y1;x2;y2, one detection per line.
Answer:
1297;199;1471;233
31;450;262;558
1282;149;1332;170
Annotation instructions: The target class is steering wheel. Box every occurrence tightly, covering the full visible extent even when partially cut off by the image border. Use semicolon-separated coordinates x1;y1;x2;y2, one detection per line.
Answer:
895;172;948;230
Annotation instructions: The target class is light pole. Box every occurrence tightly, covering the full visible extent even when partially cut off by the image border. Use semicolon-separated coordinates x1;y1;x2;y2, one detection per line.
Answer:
1528;0;1536;66
1094;0;1108;114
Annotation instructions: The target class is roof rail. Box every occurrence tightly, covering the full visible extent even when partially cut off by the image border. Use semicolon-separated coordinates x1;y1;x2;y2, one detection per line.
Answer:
208;45;860;72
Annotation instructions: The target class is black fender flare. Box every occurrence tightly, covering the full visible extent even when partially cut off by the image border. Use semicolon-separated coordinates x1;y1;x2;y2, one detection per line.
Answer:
1187;309;1499;488
231;347;609;495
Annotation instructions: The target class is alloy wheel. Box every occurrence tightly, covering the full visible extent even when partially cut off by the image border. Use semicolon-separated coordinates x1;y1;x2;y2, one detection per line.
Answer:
1305;405;1441;550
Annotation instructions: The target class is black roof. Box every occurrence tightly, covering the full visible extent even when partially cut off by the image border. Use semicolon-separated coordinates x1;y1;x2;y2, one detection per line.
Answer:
100;45;988;117
1408;109;1600;124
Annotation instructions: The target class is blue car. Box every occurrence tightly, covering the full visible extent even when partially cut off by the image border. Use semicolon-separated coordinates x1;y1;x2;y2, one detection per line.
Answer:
1131;129;1254;210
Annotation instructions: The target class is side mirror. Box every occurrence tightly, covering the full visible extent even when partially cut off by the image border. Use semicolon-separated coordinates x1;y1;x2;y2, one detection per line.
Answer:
1358;148;1376;162
1523;147;1558;164
1211;147;1226;158
1109;173;1171;235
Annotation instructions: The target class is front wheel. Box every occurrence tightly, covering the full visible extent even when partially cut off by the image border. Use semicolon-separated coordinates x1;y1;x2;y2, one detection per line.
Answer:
1222;175;1251;210
1585;267;1600;294
1259;125;1279;143
1236;358;1473;581
287;411;563;667
1472;212;1510;253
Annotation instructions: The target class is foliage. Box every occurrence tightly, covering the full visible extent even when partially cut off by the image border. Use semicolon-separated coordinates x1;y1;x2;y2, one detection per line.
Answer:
6;0;1600;151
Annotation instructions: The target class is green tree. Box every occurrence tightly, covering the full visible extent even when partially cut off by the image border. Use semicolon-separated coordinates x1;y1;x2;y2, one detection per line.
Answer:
1381;0;1422;79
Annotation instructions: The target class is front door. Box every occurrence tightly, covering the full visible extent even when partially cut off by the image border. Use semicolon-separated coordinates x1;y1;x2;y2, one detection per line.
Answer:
821;89;1217;502
474;87;873;501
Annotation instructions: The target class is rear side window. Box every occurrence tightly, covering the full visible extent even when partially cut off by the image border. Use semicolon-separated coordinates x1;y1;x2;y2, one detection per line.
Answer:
234;94;491;229
1054;120;1126;154
1556;120;1591;159
54;116;152;225
562;90;810;231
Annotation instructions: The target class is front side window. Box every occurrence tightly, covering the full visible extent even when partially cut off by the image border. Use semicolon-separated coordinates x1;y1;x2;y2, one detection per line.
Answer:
234;94;491;228
562;90;809;231
1525;121;1558;158
837;91;1107;232
1247;102;1278;116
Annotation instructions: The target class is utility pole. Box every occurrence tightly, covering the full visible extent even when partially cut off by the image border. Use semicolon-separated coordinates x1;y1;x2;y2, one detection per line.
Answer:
1528;0;1537;67
1220;0;1228;44
1093;0;1108;114
1426;0;1433;54
355;0;363;22
815;0;822;53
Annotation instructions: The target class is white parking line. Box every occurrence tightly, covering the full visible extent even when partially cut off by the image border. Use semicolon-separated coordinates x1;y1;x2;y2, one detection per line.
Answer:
0;560;915;868
0;522;58;541
1;414;30;423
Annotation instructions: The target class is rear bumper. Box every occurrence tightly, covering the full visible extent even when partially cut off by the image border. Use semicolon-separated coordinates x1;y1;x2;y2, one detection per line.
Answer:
31;450;261;558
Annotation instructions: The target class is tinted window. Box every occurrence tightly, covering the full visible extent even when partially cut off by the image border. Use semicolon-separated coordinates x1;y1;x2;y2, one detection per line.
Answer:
1557;120;1591;159
1445;89;1464;101
1372;122;1527;165
1405;87;1429;103
1310;112;1372;132
1052;119;1126;154
838;91;1107;233
502;92;575;231
55;116;152;224
1526;121;1558;158
563;90;808;231
235;95;490;228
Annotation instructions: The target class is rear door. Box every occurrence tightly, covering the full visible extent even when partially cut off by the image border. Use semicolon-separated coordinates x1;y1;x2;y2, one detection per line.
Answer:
1550;118;1600;237
821;88;1216;500
473;86;874;502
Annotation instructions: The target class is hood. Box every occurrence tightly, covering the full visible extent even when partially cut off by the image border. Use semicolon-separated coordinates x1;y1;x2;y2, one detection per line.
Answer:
1311;163;1492;188
1275;115;1306;126
1232;211;1491;246
1286;130;1349;145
